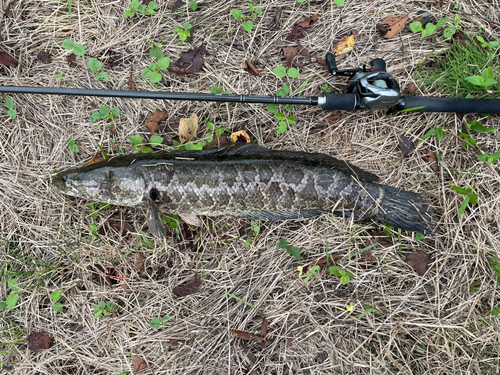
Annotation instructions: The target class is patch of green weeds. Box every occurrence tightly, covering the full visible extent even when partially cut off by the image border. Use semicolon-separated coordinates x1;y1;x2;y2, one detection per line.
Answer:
88;58;108;82
129;135;152;153
90;106;120;123
62;39;86;56
329;265;355;285
269;66;300;134
476;35;499;50
411;14;461;38
231;0;261;33
451;185;478;217
124;0;158;17
422;125;445;142
492;307;500;317
66;138;79;153
5;98;17;120
173;22;192;42
49;290;64;312
297;265;320;283
211;85;230;95
164;214;180;230
93;301;115;318
321;83;333;93
245;220;260;246
206;120;230;137
279;238;301;260
189;1;198;11
415;39;499;98
358;305;381;319
142;41;170;84
88;224;98;242
149;316;170;328
87;202;111;219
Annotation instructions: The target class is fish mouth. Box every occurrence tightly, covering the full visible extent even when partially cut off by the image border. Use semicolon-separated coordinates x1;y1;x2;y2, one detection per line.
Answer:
51;173;69;191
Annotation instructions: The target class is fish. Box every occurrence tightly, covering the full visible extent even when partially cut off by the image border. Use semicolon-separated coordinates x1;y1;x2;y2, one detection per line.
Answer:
52;144;434;238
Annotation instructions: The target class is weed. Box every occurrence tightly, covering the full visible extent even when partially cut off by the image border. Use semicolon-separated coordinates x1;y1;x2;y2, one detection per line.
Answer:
142;42;170;84
410;14;460;38
476;35;499;50
90;106;120;123
210;85;230;95
173;22;192;42
88;224;98;242
422;125;445;142
358;305;381;319
329;265;355;285
150;135;164;147
322;83;333;93
279;239;301;260
206;120;230;137
5;98;17;120
66;138;79;153
49;290;64;312
88;58;108;82
231;0;261;33
245;220;260;246
268;67;301;134
450;185;478;217
465;66;498;90
57;0;73;22
189;1;198;11
51;70;66;80
297;265;320;283
2;279;20;311
163;214;180;230
129;135;152;153
87;202;111;219
149;316;170;328
124;0;159;17
62;39;86;56
92;301;115;318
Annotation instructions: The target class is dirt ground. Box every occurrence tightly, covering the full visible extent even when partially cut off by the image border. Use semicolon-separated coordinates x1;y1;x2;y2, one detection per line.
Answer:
1;0;500;374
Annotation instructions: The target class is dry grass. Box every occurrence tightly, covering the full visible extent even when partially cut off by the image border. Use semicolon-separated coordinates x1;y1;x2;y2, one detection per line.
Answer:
1;0;500;374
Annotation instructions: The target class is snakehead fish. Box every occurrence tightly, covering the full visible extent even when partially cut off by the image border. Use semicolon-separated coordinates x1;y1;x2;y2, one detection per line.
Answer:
52;144;433;238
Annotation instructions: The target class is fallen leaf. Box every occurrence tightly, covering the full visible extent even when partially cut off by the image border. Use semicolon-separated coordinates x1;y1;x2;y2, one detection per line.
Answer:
28;333;51;353
362;248;373;261
172;277;202;297
260;318;268;338
245;59;259;76
296;42;310;58
422;149;439;173
0;51;18;67
5;0;23;20
231;330;264;344
372;231;392;246
106;212;135;236
404;82;416;96
283;47;298;68
87;153;105;164
287;338;293;346
351;29;361;41
240;343;257;363
327;115;342;122
204;135;232;149
286;25;306;42
456;31;467;46
399;136;415;158
272;7;282;29
297;14;319;29
135;252;145;275
66;53;77;68
37;51;51;64
132;355;148;374
128;65;135;91
68;323;84;332
333;35;355;56
179;113;199;144
376;14;408;39
406;250;432;276
145;110;168;135
230;130;251;143
316;56;327;67
169;44;206;75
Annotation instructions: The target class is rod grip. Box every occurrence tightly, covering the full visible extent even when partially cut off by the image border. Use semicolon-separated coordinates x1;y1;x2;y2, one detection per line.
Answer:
323;93;358;111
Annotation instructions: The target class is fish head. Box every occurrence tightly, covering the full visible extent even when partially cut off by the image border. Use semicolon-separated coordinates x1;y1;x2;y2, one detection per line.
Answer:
52;166;146;207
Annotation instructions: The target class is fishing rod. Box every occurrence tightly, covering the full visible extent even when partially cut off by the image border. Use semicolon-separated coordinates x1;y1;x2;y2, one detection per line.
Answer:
2;52;499;114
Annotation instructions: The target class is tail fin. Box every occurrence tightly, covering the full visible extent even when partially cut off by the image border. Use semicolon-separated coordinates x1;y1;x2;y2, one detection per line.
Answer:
374;185;434;234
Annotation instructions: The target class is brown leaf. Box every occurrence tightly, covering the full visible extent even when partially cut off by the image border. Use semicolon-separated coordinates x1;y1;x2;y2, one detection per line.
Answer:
333;35;355;56
173;277;202;297
231;330;264;344
422;149;439;173
296;42;310;58
297;14;319;29
404;82;416;96
327;115;342;122
245;59;259;76
179;113;198;144
145;110;168;135
260;318;268;338
272;7;282;29
66;53;77;68
399;136;415;158
286;25;306;42
87;153;105;164
106;212;135;236
68;323;84;332
283;47;298;68
28;332;51;353
37;51;51;64
240;343;257;363
132;355;148;374
230;130;251;143
128;65;136;91
204;135;232;150
372;231;392;246
135;252;145;275
0;51;18;67
287;338;293;346
376;14;408;39
406;250;432;276
169;44;206;75
5;0;23;20
351;29;361;41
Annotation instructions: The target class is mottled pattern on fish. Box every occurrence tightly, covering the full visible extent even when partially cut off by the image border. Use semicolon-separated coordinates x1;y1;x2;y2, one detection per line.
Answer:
52;144;433;234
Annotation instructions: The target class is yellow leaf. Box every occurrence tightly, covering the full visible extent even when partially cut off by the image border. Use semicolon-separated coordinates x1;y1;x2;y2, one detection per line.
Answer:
179;113;198;144
230;130;251;143
333;35;355;56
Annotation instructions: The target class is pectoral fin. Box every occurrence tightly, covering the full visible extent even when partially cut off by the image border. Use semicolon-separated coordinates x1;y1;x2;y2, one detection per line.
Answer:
147;196;167;239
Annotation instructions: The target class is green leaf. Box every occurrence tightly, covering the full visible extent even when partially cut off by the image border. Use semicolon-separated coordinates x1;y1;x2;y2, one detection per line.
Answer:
138;4;147;13
90;111;101;123
231;9;242;20
0;302;6;310
329;266;341;277
468;120;496;134
481;67;495;80
458;195;470;217
334;0;344;4
111;107;120;117
5;98;15;109
284;104;293;111
6;293;19;310
469;193;478;205
66;138;79;153
183;22;192;30
124;9;135;17
476;153;488;162
88;58;102;73
266;104;278;113
465;75;485;86
189;1;198;11
142;68;152;78
451;185;472;195
149;1;159;10
50;290;61;302
99;106;110;117
488;41;499;49
150;71;162;83
425;23;436;34
340;275;350;285
141;146;152;153
415;232;425;241
281;85;290;95
409;21;423;33
483;78;497;88
274;66;287;78
62;39;74;50
150;135;164;147
73;44;86;56
8;279;19;291
7;109;17;120
150;318;161;328
454;13;460;25
287;116;296;125
489;151;500;162
53;302;64;312
242;20;254;33
128;135;143;145
278;239;301;260
129;0;140;10
276;121;287;134
476;35;485;43
95;72;108;82
157;57;171;70
421;129;436;140
211;85;223;94
443;27;456;38
287;67;300;78
274;112;286;121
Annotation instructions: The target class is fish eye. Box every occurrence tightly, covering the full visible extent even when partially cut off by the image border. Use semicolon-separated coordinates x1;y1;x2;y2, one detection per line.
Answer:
62;175;68;182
